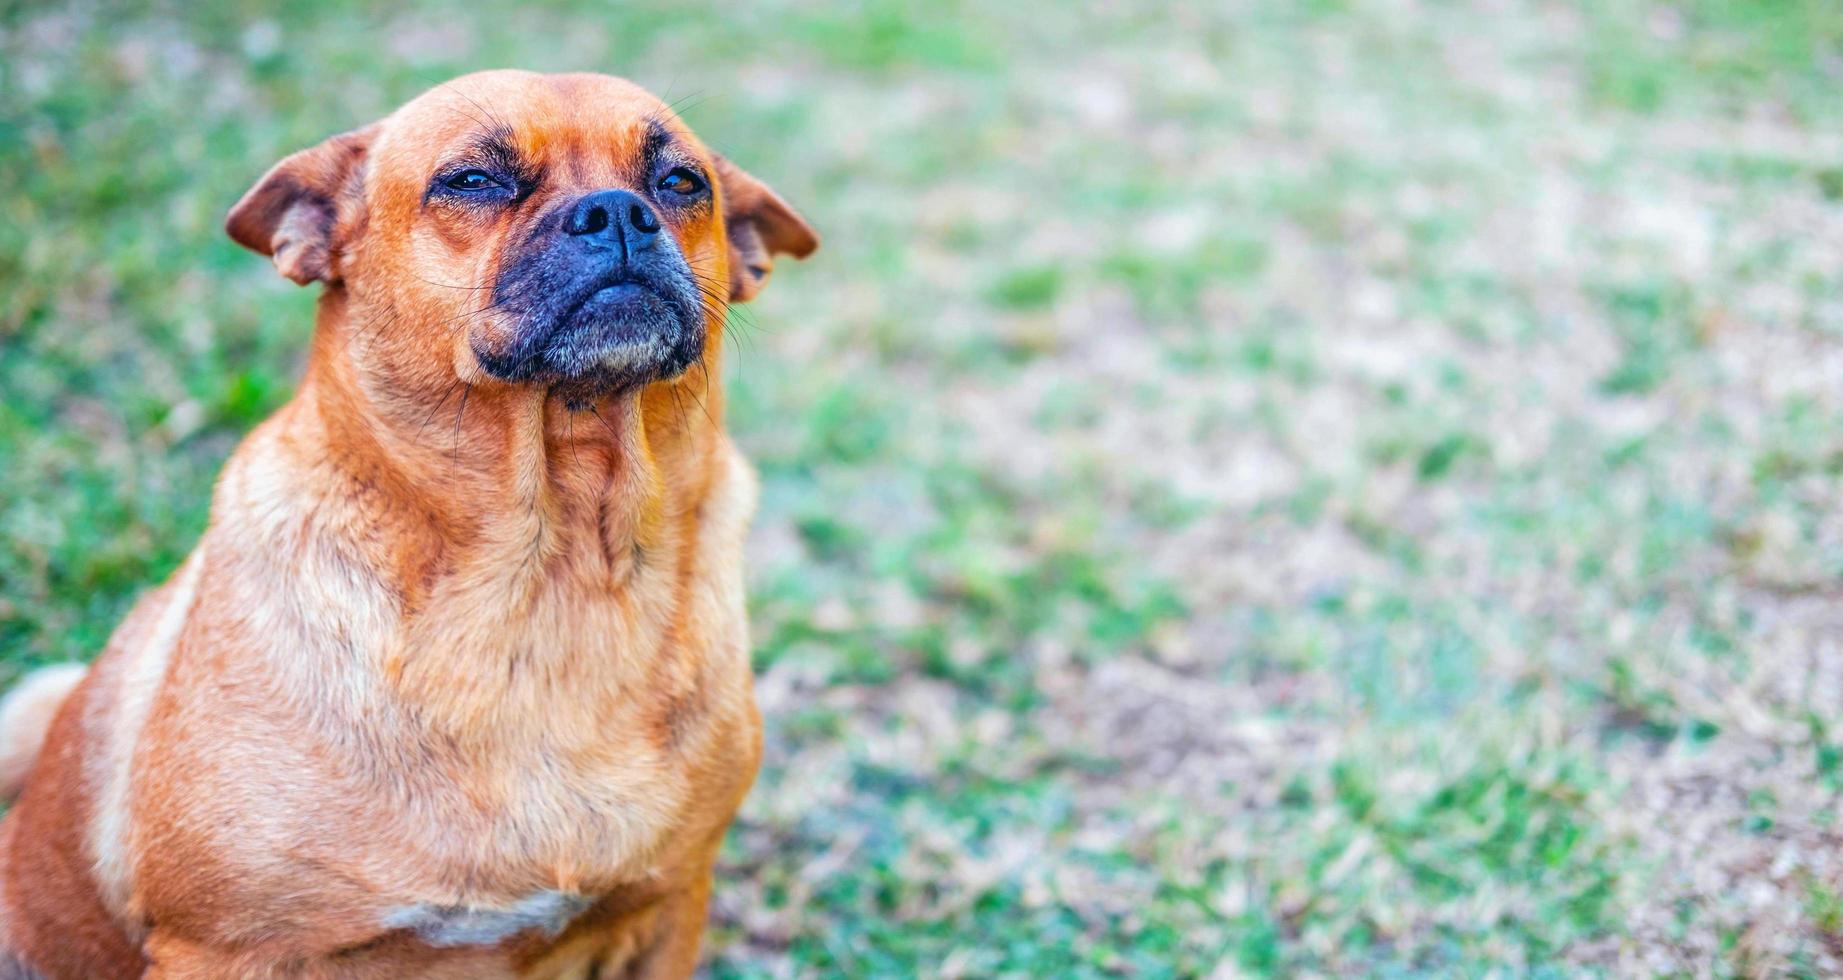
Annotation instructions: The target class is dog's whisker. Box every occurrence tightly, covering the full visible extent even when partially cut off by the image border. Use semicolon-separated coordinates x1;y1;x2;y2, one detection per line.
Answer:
663;90;710;120
688;360;719;429
441;83;511;137
567;410;585;486
668;380;691;434
439;298;514;326
332;305;401;363
411;273;493;292
586;404;621;444
437;85;494;133
450;382;472;464
414;381;463;448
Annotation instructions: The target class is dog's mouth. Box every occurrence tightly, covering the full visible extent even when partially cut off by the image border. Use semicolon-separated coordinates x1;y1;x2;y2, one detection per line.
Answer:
471;266;704;398
549;278;683;370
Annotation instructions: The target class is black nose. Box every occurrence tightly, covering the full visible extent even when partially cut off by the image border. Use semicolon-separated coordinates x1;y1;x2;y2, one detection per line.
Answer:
564;189;661;256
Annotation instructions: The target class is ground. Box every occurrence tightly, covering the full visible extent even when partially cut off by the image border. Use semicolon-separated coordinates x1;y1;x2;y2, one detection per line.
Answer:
4;0;1843;975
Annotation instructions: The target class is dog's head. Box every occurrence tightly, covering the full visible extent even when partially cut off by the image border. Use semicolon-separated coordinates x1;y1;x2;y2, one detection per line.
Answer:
226;70;815;405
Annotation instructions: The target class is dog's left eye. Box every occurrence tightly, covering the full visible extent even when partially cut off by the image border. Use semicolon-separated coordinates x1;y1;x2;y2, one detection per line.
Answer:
445;170;502;192
656;168;705;196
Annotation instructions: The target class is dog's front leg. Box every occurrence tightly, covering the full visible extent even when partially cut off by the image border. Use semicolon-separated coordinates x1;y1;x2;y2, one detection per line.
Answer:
570;841;721;980
615;874;713;980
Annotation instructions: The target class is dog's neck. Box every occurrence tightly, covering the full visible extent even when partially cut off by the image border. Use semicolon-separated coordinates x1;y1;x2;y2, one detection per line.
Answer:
250;290;728;713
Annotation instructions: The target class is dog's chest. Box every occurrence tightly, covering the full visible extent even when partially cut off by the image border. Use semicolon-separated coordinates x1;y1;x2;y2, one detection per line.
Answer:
337;702;744;957
359;584;754;916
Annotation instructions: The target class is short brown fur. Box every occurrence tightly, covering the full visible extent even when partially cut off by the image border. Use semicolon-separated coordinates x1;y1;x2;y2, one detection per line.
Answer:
0;70;815;978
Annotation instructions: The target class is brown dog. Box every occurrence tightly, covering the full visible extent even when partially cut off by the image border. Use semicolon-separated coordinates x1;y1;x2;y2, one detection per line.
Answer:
0;70;815;978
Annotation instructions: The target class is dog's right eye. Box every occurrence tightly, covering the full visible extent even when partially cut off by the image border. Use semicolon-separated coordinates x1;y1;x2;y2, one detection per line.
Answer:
444;170;502;192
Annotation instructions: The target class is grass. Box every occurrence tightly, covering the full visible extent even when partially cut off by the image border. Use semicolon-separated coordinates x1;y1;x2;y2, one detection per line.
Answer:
5;0;1843;974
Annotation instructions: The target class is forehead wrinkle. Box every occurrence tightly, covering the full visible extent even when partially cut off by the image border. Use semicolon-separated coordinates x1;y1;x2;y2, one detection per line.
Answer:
539;121;597;190
557;117;653;191
561;129;592;188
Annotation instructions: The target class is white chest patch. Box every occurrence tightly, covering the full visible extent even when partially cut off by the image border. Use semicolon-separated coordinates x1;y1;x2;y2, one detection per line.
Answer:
383;890;593;948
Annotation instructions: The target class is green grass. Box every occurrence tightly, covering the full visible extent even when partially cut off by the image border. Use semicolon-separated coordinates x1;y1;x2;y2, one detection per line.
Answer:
6;0;1843;974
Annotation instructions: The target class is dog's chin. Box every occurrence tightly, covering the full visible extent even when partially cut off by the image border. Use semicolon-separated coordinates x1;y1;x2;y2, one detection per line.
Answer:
474;282;703;404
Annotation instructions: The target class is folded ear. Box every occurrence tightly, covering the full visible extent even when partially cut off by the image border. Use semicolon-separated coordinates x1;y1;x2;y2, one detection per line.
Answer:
714;156;817;303
225;123;379;285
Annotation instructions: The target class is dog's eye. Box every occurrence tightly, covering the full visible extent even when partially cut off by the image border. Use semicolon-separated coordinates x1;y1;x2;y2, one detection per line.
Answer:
445;170;502;192
656;168;705;196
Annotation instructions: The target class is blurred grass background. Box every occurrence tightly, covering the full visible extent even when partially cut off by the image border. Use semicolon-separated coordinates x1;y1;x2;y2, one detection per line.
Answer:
5;0;1843;974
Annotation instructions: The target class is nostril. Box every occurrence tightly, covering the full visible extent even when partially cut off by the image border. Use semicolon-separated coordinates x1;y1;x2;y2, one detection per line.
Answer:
570;204;610;236
629;203;660;235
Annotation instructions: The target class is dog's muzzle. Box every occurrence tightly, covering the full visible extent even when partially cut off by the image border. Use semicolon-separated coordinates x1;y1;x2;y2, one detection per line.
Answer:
472;188;704;398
